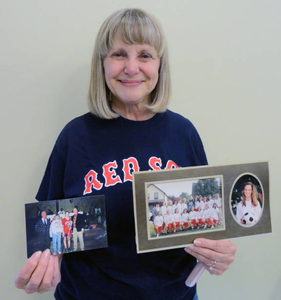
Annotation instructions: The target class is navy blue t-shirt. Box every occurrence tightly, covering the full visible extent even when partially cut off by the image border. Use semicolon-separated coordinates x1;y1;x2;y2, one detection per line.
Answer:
36;110;208;300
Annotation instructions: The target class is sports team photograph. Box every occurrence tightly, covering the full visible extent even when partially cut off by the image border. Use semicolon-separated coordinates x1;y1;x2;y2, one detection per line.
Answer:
25;195;108;258
146;176;225;239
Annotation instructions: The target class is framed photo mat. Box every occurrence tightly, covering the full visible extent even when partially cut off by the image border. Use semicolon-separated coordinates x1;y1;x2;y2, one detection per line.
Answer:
133;161;271;253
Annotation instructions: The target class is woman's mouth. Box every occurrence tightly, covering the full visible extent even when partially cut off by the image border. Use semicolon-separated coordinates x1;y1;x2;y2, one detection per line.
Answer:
118;80;144;87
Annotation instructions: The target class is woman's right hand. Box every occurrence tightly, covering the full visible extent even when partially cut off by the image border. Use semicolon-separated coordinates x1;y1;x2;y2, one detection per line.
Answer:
14;249;61;294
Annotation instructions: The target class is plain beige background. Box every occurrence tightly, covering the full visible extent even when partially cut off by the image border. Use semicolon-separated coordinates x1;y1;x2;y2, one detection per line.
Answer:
1;1;280;299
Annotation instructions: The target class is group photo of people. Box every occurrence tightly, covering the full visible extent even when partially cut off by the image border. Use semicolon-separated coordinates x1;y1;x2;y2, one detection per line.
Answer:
25;196;107;258
147;177;224;238
231;174;263;227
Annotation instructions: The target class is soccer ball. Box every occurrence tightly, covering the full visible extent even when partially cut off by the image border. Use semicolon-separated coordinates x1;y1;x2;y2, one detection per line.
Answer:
242;212;256;225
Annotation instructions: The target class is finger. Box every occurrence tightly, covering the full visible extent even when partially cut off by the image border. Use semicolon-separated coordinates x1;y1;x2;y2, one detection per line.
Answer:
199;260;226;276
24;249;51;294
185;246;225;267
186;239;236;264
193;239;237;255
37;255;55;293
14;251;42;289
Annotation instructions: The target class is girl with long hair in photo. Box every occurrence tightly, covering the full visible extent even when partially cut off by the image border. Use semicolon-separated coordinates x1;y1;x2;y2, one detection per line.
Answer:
236;182;262;225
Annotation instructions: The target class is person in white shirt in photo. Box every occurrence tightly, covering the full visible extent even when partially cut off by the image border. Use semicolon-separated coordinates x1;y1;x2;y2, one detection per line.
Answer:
49;214;63;255
181;208;189;230
196;207;204;229
189;206;197;230
154;210;164;237
173;208;181;232
236;182;262;225
214;193;223;225
203;204;212;228
210;203;219;228
164;209;174;234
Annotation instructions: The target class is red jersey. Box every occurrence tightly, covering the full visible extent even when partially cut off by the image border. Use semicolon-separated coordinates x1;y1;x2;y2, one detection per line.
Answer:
62;217;72;234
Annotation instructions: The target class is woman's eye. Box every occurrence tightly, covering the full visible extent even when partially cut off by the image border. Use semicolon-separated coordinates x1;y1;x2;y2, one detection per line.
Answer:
111;53;125;59
140;53;152;60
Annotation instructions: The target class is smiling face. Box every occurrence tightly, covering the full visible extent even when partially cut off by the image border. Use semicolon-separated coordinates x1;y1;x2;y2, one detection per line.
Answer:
243;184;253;200
103;37;160;111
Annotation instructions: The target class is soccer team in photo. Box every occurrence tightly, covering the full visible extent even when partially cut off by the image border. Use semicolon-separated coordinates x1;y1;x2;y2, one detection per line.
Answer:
152;194;223;237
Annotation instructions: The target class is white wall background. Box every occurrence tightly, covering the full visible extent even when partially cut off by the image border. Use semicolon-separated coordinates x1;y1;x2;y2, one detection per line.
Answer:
1;1;280;299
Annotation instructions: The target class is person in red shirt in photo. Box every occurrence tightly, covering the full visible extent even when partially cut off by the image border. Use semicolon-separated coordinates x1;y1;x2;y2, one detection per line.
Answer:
62;212;72;253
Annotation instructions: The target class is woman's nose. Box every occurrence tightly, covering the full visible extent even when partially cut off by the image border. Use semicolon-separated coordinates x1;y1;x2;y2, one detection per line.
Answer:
124;58;140;76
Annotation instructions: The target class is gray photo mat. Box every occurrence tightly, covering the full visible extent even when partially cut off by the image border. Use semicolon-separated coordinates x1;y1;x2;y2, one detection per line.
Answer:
133;161;270;253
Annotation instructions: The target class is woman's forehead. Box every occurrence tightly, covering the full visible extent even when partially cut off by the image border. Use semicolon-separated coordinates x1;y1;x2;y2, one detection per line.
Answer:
244;185;252;189
110;36;157;52
107;27;161;53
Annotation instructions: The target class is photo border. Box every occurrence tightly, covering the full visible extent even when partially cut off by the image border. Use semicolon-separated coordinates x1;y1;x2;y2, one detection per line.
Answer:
132;161;271;253
145;175;225;241
25;195;108;258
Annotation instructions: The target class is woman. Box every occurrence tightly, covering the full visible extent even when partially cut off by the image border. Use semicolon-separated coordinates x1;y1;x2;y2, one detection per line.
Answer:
189;206;197;230
172;200;178;214
14;8;236;299
176;198;183;214
182;197;188;212
181;208;190;230
196;206;204;229
166;199;173;215
194;196;200;211
211;203;219;228
164;209;174;234
207;194;214;208
187;196;195;212
203;203;212;228
236;182;262;225
173;208;182;232
154;210;164;237
160;201;167;217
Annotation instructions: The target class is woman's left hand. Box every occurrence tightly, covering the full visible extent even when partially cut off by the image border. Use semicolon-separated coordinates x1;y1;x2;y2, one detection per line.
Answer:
184;238;236;275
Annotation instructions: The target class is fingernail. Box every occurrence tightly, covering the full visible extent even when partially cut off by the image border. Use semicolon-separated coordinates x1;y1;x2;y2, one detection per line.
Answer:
194;240;201;246
33;251;42;260
44;249;50;257
185;247;192;252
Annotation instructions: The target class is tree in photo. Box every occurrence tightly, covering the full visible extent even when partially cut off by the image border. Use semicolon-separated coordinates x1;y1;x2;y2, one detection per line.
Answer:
193;178;220;197
179;192;191;200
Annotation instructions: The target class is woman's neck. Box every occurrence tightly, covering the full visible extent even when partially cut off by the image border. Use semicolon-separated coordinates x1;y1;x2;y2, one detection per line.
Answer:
111;99;155;121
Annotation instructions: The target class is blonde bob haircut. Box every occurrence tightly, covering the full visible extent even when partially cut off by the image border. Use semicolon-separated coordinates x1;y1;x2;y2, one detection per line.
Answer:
88;8;171;119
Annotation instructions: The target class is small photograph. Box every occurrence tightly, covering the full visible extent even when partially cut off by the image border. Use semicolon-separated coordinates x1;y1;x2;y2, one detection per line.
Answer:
146;176;224;239
25;195;107;258
230;174;263;227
